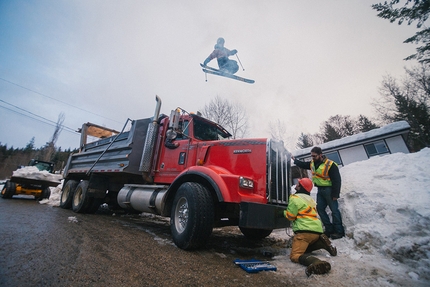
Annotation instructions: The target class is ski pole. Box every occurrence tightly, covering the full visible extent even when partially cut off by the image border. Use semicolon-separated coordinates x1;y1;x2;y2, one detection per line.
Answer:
236;54;245;71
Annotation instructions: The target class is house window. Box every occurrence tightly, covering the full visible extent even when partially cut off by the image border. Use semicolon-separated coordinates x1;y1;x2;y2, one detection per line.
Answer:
365;141;389;157
325;151;342;166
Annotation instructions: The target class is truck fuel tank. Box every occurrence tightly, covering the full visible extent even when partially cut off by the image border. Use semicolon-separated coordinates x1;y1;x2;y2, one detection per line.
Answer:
117;184;168;215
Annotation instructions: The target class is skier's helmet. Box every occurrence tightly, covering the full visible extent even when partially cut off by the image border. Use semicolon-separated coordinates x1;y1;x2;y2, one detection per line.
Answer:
217;37;225;46
298;178;313;193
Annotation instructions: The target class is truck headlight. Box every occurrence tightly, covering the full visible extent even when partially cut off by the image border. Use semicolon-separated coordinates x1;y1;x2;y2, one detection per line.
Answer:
239;176;254;189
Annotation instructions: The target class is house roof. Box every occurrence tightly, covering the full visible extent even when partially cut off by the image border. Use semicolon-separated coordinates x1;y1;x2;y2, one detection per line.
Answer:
292;120;410;157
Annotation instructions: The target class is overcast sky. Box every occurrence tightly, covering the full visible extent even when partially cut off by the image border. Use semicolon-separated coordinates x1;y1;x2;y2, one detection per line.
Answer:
0;0;419;151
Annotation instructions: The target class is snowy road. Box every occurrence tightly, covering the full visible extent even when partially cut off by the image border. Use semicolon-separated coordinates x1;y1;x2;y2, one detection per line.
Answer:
0;196;295;287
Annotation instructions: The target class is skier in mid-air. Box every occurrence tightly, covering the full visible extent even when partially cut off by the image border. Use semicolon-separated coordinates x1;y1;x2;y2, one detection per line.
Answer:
203;37;239;74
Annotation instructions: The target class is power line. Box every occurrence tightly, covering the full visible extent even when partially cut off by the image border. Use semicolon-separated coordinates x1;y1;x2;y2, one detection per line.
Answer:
0;101;78;135
0;77;123;124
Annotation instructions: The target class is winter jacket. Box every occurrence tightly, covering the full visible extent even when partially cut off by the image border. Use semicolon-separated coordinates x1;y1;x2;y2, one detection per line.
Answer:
284;191;323;234
204;45;237;68
294;156;342;198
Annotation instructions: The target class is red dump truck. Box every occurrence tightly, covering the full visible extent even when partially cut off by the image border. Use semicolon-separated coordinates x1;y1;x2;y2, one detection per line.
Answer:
60;96;291;249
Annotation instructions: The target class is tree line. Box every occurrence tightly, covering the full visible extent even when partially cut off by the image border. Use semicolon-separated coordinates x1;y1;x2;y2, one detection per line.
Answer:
0;137;78;180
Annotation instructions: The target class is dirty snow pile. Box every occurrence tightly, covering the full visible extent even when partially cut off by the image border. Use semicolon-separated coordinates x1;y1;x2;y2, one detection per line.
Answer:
38;181;63;206
13;166;62;183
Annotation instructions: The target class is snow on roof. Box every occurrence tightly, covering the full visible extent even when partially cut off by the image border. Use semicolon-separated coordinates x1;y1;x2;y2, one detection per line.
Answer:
292;120;410;157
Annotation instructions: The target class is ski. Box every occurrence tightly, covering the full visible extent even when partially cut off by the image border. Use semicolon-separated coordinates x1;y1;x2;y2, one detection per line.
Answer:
200;64;255;84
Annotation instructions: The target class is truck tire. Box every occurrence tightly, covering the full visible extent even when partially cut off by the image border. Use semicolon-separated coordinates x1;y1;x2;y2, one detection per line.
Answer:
170;182;214;250
239;227;273;240
72;180;91;213
1;181;16;199
60;180;78;209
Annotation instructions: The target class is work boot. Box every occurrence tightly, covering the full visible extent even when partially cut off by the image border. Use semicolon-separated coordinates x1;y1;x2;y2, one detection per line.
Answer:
298;254;331;277
319;234;337;256
304;235;337;256
330;233;344;240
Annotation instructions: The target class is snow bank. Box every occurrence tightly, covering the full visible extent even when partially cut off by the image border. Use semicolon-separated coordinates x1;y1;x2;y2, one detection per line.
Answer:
339;148;430;277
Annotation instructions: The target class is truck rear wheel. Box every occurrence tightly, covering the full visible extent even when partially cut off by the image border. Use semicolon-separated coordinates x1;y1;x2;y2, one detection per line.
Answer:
60;180;78;209
170;182;214;250
239;227;273;240
72;180;91;213
1;181;16;199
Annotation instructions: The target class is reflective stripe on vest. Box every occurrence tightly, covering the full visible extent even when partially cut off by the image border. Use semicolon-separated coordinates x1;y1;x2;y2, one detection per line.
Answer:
311;158;334;186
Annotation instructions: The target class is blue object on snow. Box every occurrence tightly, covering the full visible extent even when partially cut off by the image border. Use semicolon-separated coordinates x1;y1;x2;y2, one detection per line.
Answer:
234;259;277;273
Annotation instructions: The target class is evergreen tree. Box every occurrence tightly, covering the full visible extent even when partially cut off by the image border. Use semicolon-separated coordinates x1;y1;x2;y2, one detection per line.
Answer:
373;64;430;151
24;137;35;152
357;115;379;132
372;0;430;63
296;132;314;149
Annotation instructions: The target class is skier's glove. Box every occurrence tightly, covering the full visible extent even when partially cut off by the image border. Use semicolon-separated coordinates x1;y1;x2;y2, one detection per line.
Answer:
231;49;237;55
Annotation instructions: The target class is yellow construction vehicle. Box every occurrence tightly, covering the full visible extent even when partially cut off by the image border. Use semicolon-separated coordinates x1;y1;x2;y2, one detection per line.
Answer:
1;159;60;200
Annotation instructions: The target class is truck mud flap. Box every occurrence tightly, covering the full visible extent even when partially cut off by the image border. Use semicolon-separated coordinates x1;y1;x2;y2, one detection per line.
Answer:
239;202;289;230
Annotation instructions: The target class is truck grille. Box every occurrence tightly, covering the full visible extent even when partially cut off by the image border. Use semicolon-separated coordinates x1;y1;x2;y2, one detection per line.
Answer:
266;139;291;205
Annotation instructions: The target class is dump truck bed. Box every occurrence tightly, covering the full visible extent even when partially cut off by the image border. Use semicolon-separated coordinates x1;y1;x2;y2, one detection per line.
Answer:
64;118;151;177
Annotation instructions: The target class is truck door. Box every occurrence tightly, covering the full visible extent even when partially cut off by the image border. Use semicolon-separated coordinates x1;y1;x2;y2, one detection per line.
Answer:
154;121;191;183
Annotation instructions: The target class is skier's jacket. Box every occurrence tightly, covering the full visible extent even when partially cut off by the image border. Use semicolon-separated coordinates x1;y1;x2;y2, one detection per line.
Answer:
206;45;236;68
284;191;323;234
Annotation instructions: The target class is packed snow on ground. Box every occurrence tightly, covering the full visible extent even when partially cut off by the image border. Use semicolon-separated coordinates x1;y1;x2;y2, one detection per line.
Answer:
1;148;429;286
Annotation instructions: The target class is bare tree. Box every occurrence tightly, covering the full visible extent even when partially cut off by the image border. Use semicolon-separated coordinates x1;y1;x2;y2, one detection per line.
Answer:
201;96;248;139
268;119;287;143
42;113;65;161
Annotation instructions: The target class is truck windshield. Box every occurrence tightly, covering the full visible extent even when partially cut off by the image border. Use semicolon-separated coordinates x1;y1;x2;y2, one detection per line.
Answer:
192;115;231;141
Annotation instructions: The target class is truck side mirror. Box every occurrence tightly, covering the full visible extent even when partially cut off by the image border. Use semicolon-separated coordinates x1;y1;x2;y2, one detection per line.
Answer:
166;129;177;140
165;129;179;149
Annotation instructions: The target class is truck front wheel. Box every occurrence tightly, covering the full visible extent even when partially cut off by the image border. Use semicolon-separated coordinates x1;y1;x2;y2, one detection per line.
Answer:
170;182;214;250
37;187;51;201
72;180;91;213
60;180;78;209
239;227;273;240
